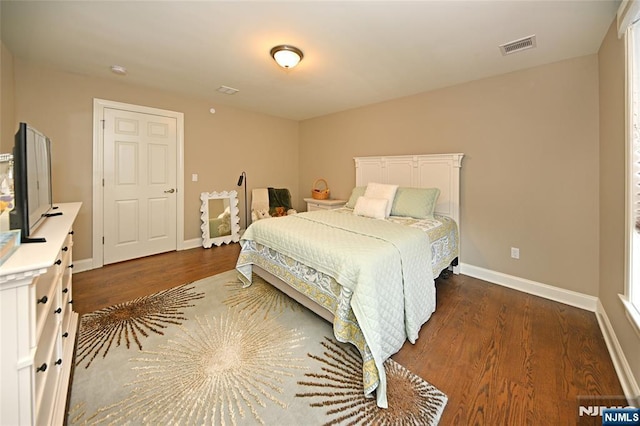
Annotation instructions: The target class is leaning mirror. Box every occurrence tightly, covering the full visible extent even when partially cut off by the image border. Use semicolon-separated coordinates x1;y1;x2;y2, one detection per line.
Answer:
200;190;241;248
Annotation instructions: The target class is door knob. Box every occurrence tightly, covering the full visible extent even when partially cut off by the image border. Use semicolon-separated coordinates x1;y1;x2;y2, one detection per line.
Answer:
164;188;175;194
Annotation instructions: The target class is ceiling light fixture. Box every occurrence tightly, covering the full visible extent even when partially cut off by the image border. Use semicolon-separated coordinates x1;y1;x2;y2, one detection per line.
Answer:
270;45;304;69
110;65;127;75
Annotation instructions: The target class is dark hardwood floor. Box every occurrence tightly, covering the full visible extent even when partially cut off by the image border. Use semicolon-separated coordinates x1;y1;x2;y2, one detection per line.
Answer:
73;244;624;425
73;243;241;314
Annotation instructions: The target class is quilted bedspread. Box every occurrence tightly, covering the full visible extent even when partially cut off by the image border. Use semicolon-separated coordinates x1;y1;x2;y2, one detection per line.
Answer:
236;210;435;408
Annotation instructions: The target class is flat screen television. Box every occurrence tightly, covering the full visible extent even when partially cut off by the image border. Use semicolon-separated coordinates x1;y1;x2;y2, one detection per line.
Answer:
9;122;55;243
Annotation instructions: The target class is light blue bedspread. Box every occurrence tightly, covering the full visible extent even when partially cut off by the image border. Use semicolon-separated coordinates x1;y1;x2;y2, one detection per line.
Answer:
236;210;435;408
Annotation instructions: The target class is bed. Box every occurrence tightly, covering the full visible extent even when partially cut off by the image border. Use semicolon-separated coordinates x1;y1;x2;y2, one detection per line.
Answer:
235;153;464;408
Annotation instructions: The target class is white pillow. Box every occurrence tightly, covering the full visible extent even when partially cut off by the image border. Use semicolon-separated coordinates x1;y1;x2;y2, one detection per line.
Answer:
364;182;398;218
353;197;388;219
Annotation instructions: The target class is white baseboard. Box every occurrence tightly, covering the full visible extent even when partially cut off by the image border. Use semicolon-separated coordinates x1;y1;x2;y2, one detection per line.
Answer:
181;238;202;250
73;239;204;274
459;262;598;312
596;299;640;404
71;258;94;273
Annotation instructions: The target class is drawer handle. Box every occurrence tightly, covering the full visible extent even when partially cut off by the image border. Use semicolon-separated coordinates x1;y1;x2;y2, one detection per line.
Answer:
55;359;62;366
69;230;74;235
62;246;68;252
62;332;69;338
68;264;74;269
37;295;48;304
68;299;73;305
36;363;47;373
54;307;62;314
55;259;62;266
62;288;68;293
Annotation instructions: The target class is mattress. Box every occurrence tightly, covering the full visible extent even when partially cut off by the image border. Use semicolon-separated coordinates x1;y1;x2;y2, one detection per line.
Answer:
235;210;458;407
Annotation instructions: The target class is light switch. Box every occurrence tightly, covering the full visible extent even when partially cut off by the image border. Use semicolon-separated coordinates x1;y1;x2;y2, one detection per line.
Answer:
192;174;198;182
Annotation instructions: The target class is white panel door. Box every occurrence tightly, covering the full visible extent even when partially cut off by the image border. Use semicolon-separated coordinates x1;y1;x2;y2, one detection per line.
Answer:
103;108;177;264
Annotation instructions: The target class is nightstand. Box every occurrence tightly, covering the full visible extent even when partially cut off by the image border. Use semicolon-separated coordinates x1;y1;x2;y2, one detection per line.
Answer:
304;198;347;212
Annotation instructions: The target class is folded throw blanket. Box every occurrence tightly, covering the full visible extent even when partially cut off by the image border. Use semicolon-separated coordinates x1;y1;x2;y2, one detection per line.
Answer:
268;187;292;215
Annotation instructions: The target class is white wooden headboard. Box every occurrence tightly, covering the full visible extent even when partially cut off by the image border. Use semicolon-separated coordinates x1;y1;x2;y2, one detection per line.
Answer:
354;153;464;226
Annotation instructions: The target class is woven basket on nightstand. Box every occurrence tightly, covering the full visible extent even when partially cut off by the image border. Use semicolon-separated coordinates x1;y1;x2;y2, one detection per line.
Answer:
311;178;330;200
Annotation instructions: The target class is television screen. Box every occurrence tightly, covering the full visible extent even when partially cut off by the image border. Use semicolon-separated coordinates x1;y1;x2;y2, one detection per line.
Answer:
10;123;53;243
25;127;52;230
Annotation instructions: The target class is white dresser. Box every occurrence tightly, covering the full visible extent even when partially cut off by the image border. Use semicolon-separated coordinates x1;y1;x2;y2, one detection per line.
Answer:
0;202;81;426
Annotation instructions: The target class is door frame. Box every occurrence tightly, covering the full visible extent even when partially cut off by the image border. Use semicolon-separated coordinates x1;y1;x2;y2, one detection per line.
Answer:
92;98;185;269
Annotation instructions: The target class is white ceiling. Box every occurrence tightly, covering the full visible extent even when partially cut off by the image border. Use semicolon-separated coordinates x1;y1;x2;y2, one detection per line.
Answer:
1;1;620;121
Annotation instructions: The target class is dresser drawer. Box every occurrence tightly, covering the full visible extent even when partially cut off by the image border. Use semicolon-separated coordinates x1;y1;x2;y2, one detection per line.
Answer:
61;263;73;309
34;319;61;414
35;323;63;426
34;273;61;345
61;293;73;338
34;265;59;313
61;272;72;308
60;234;72;268
304;198;347;212
307;202;323;211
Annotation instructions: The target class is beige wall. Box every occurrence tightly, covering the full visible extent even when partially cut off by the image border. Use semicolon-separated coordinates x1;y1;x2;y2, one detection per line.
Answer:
1;42;15;152
300;55;600;296
598;21;640;389
10;57;299;261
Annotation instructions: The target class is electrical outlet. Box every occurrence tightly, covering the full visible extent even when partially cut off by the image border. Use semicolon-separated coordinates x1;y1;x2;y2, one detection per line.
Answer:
511;247;520;259
192;174;198;182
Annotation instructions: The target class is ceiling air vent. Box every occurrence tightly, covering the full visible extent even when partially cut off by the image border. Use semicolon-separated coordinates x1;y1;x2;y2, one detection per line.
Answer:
216;85;239;95
499;35;537;56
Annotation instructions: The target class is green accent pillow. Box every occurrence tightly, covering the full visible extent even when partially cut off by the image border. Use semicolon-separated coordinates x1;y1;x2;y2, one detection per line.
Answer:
345;186;366;209
390;187;440;219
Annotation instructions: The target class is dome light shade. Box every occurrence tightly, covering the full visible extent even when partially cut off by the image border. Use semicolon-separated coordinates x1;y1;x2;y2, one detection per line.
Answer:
110;65;127;75
270;45;303;69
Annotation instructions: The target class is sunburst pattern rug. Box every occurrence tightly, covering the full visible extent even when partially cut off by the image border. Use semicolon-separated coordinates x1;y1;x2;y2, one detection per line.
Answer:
67;270;447;425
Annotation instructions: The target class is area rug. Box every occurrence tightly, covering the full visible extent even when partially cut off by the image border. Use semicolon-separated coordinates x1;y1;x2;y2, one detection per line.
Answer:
67;270;447;425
